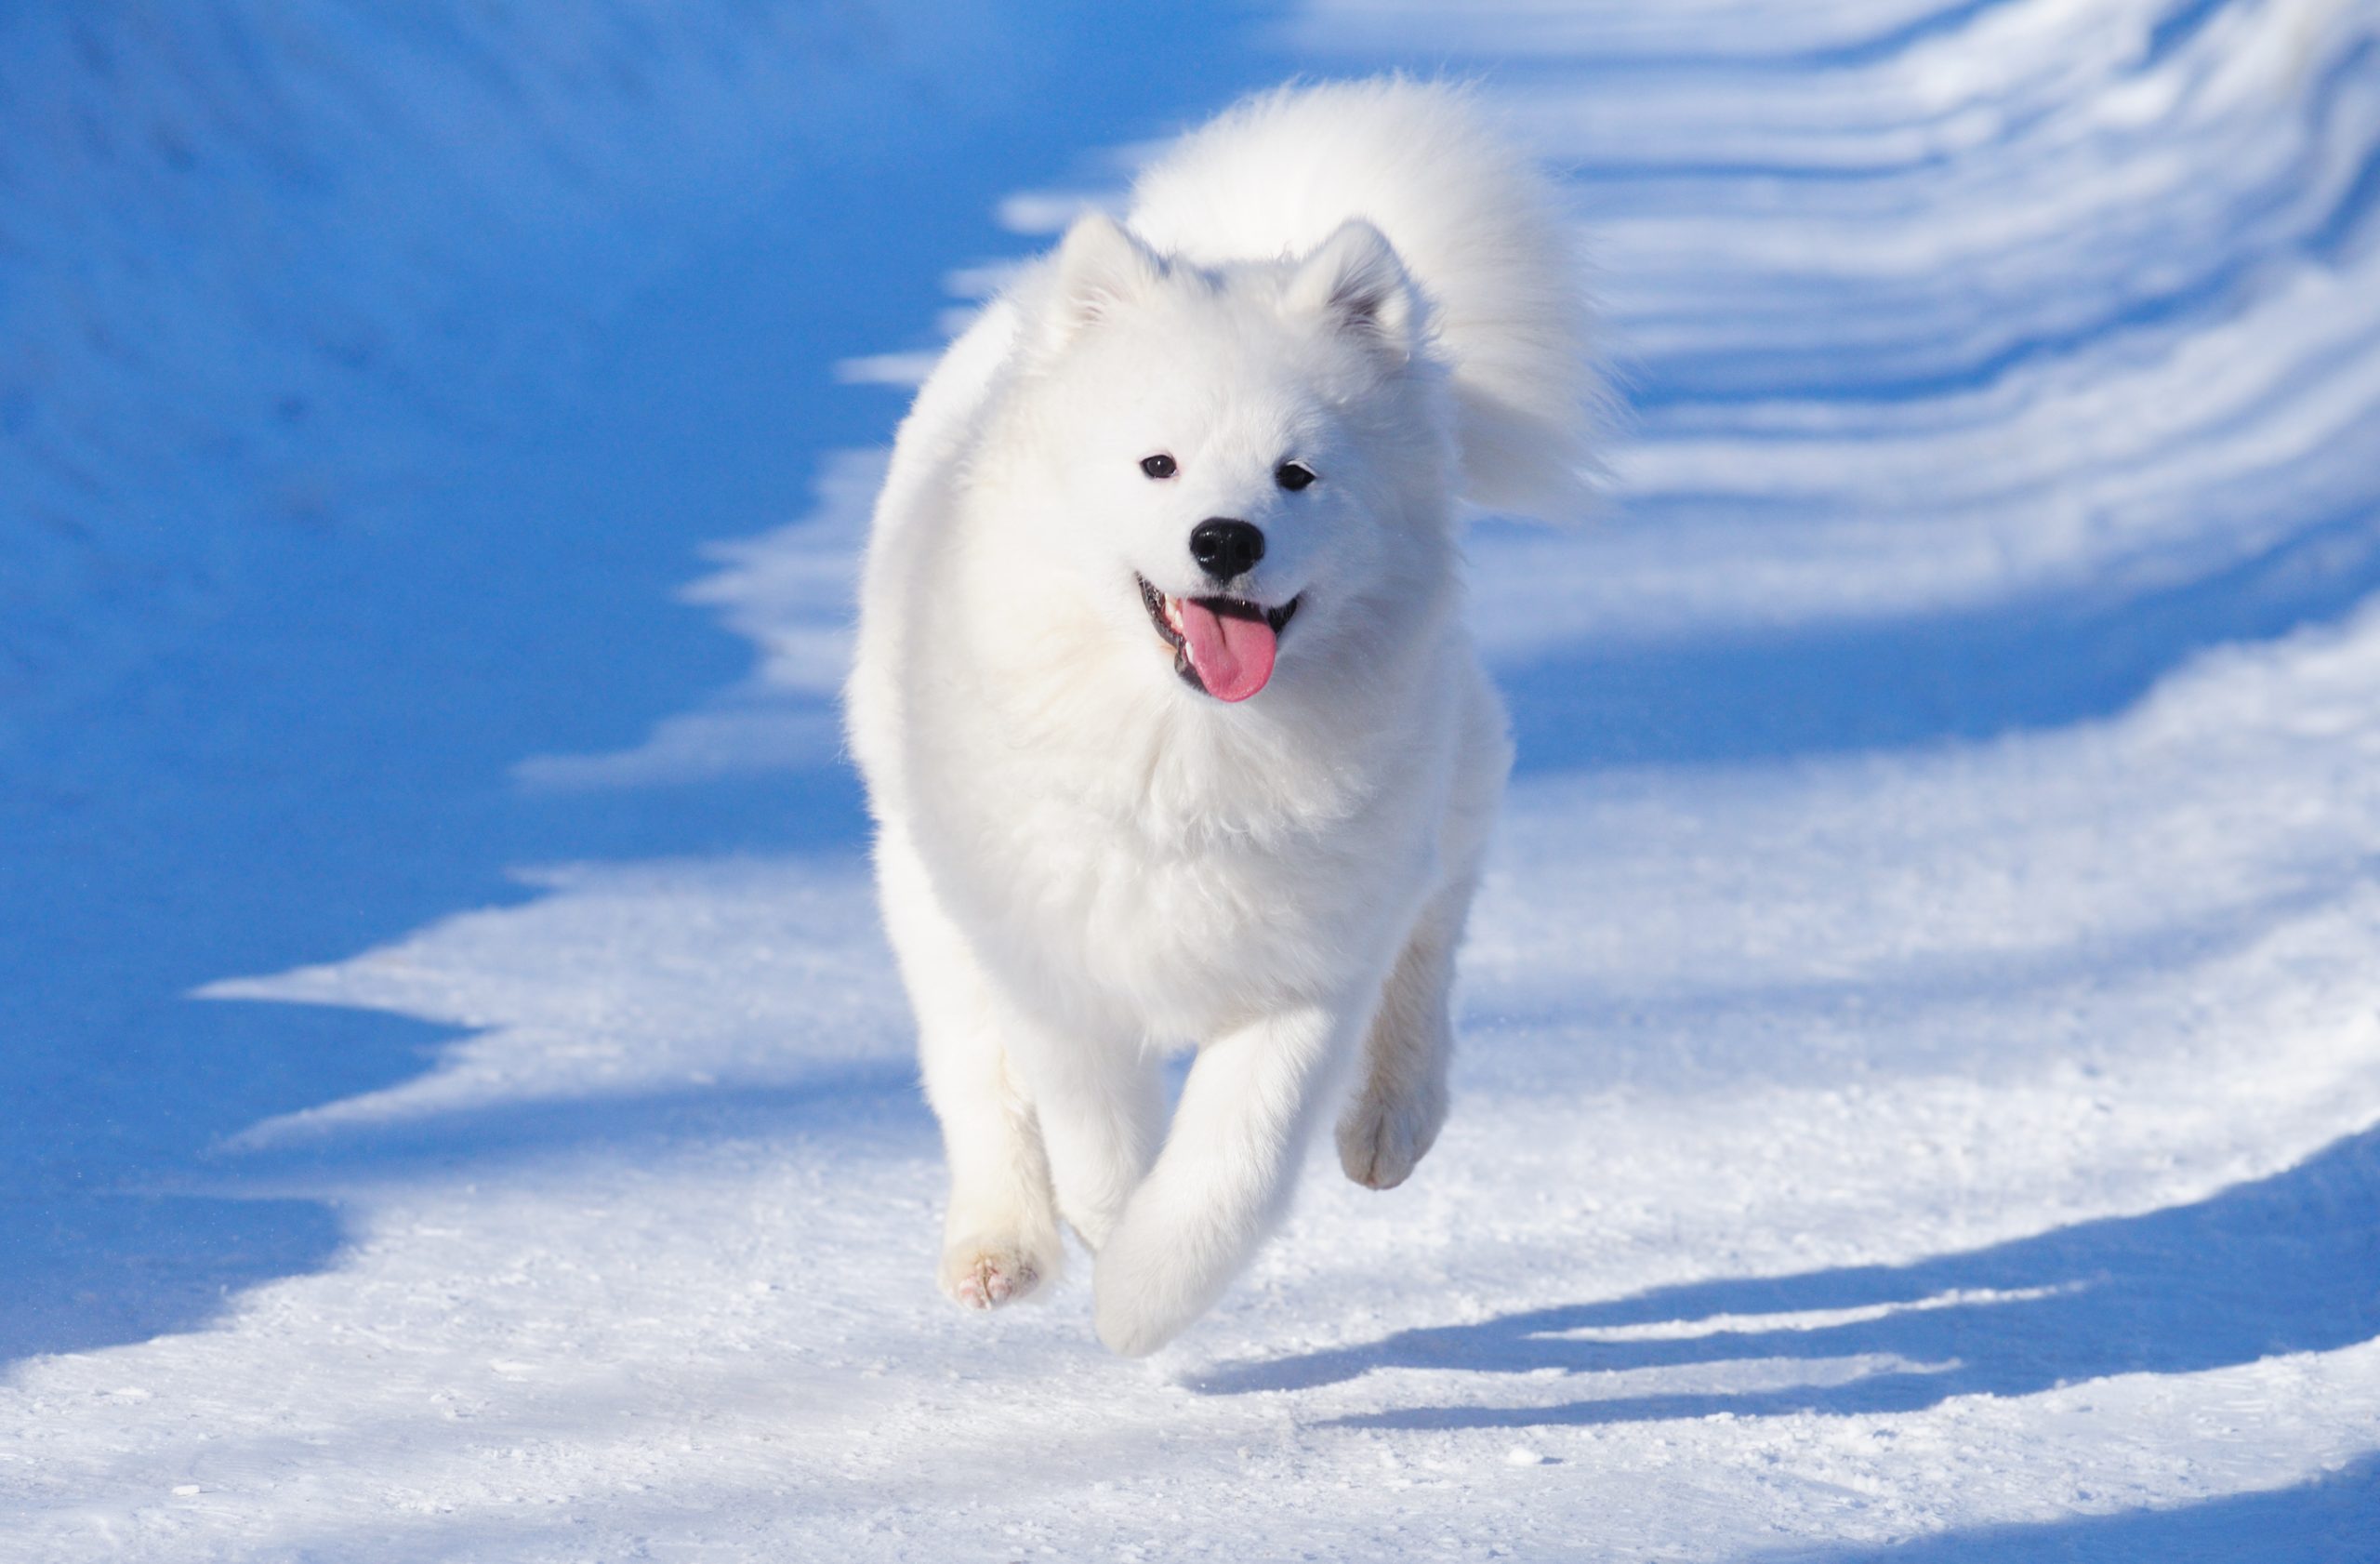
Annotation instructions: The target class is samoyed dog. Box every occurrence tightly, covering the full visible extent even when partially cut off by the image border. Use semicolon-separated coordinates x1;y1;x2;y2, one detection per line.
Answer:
847;79;1598;1356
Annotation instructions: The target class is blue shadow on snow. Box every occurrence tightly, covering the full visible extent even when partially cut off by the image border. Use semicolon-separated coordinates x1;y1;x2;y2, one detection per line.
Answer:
1784;1450;2378;1564
1197;1120;2380;1427
0;0;1275;1369
1502;502;2380;772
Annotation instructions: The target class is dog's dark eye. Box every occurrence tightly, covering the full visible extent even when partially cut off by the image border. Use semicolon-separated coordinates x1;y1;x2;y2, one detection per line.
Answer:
1140;453;1177;480
1276;460;1317;491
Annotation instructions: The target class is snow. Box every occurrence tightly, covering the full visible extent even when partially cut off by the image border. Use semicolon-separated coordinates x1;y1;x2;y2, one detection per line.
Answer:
6;0;2379;1558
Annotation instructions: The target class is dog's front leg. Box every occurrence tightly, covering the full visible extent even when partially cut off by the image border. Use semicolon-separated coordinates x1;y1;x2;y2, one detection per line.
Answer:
880;828;1065;1311
1091;1001;1358;1356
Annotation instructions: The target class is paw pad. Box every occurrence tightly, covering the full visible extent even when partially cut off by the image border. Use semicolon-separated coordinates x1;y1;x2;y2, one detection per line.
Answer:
940;1241;1047;1311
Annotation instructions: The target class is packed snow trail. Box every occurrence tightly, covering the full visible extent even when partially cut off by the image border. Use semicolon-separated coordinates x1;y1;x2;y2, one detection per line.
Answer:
6;1;2380;1559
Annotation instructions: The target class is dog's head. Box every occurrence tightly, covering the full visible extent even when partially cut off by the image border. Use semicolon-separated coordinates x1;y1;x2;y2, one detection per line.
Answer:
981;213;1459;705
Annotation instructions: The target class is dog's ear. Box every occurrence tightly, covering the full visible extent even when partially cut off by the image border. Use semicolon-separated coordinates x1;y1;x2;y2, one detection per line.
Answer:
1286;219;1421;357
1035;213;1166;351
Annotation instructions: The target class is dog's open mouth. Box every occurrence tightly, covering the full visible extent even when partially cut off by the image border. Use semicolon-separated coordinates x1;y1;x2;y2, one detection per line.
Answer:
1137;574;1300;702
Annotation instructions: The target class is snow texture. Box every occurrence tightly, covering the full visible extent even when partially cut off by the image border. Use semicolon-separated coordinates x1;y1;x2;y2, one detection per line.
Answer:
5;0;2380;1558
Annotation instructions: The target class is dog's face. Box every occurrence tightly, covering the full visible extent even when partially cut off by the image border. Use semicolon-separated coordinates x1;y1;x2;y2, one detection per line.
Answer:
987;215;1456;704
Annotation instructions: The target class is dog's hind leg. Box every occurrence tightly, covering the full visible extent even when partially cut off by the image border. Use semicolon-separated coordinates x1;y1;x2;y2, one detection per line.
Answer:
1335;871;1474;1191
1338;672;1508;1193
879;831;1065;1310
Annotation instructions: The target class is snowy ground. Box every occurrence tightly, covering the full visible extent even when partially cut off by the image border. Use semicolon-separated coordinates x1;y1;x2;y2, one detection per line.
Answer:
6;1;2380;1558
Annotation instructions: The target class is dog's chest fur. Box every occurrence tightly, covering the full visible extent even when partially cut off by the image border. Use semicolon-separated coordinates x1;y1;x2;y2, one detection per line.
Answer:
898;609;1457;1040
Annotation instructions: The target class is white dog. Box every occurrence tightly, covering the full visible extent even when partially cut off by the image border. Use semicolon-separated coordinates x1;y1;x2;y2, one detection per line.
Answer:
846;79;1598;1356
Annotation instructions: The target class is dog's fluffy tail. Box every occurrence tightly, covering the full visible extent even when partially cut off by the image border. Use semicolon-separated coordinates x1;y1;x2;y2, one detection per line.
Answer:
1127;78;1605;522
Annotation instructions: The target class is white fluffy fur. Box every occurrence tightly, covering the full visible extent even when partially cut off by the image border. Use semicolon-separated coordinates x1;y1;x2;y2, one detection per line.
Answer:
846;79;1596;1355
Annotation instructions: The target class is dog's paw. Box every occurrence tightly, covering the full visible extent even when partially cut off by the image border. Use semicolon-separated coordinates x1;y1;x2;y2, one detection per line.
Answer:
1091;1258;1182;1358
1336;1085;1446;1191
1091;1219;1208;1357
937;1234;1058;1311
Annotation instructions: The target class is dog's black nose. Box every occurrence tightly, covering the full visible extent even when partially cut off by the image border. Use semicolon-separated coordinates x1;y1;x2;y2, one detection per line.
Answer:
1189;519;1265;582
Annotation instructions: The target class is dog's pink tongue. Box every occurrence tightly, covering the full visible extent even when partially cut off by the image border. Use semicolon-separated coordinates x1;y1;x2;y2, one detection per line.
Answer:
1176;598;1277;702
